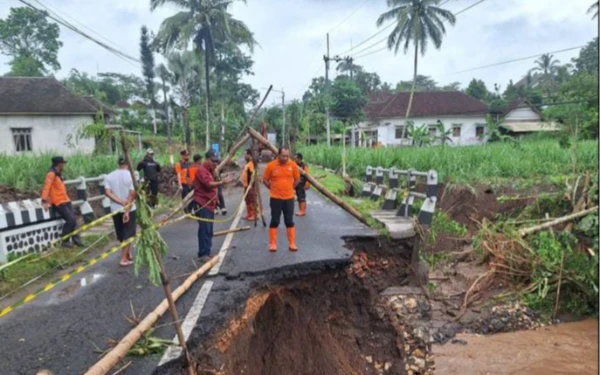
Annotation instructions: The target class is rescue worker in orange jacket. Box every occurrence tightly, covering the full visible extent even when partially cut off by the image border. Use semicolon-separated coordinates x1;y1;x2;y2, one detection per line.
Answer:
240;149;256;221
41;156;84;248
294;153;310;216
263;147;300;252
175;150;193;200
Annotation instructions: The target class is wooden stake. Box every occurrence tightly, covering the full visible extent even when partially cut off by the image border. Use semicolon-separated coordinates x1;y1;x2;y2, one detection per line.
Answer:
247;127;368;225
84;256;219;375
119;133;194;375
213;226;251;237
519;206;598;237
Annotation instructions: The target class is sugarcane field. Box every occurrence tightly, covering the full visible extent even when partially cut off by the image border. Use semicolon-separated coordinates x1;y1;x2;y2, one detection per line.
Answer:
0;1;599;374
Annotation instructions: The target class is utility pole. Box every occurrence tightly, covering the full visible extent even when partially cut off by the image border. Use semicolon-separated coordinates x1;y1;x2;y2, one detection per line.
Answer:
324;33;331;147
282;88;286;147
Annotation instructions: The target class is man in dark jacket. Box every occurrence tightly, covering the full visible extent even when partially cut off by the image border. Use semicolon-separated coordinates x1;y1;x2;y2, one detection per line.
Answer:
137;148;161;207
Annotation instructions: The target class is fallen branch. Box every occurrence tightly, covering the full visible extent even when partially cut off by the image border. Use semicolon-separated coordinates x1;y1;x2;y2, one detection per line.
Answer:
84;256;220;375
213;226;250;237
519;206;598;237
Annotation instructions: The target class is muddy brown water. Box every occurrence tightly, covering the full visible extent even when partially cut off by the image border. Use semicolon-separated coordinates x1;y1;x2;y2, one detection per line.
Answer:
434;319;599;375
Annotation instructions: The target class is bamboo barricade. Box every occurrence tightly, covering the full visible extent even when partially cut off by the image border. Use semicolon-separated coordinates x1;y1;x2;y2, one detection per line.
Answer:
84;256;220;375
246;127;368;226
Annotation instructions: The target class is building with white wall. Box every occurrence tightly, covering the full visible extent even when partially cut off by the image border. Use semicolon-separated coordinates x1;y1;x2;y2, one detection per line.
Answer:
0;77;101;155
355;91;490;147
497;99;558;135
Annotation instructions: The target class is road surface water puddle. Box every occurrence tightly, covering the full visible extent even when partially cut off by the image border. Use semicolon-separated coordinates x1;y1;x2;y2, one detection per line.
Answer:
434;319;598;374
57;273;104;300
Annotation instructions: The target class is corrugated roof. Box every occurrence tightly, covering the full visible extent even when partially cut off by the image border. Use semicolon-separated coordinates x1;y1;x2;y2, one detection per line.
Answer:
365;91;488;120
0;77;97;114
500;122;559;133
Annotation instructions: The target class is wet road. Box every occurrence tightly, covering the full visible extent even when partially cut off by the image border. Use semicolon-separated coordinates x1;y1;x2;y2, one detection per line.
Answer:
0;182;374;374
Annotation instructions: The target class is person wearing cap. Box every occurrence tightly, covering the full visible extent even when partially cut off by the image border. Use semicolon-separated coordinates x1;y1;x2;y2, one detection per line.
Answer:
41;156;84;248
136;148;161;208
104;157;137;266
240;149;257;221
294;153;310;217
175;150;192;200
192;150;232;262
263;147;300;252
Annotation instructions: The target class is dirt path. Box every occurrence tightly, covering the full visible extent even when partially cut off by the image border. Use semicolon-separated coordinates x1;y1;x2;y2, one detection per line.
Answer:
434;319;598;375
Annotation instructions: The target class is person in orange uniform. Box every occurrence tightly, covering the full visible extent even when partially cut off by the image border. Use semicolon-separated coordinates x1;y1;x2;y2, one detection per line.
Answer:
175;150;193;200
263;147;300;252
41;156;84;248
294;153;310;216
240;149;256;221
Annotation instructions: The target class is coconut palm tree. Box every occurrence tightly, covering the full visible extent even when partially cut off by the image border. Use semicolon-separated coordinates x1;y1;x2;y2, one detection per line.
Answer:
588;1;599;19
376;0;455;140
167;51;202;148
532;54;561;97
151;0;255;149
336;58;361;80
155;63;173;152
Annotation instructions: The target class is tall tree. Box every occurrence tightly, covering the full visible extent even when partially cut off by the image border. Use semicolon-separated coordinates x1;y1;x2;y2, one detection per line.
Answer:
573;37;598;76
532;53;561;97
152;0;255;149
140;26;157;134
465;78;489;101
336;58;361;80
0;7;62;76
395;74;438;92
155;64;173;155
377;0;455;140
168;51;202;148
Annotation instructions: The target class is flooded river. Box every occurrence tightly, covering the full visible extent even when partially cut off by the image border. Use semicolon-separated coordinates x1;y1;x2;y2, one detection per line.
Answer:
434;319;598;374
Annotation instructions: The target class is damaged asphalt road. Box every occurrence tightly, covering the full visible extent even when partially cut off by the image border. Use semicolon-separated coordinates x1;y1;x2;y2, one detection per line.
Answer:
0;184;375;375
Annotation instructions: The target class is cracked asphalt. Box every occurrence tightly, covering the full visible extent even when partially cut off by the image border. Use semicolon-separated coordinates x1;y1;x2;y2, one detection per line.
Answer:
0;180;375;375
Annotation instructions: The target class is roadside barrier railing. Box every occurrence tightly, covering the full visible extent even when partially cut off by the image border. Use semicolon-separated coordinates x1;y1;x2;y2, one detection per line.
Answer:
0;173;140;263
362;166;438;226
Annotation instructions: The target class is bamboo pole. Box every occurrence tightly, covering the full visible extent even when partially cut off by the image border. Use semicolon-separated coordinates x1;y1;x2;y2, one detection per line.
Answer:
213;226;250;237
84;256;220;375
519;206;598;237
119;133;194;375
247;127;369;225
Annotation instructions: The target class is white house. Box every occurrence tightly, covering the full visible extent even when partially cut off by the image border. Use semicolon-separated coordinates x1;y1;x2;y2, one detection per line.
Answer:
497;99;558;135
0;77;104;155
355;91;489;147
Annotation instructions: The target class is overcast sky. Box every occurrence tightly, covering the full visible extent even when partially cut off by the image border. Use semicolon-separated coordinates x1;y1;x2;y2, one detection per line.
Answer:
1;0;597;105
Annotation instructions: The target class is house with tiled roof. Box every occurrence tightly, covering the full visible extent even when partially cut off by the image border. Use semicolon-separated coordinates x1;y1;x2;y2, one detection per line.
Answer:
497;99;558;135
355;91;489;147
0;77;103;155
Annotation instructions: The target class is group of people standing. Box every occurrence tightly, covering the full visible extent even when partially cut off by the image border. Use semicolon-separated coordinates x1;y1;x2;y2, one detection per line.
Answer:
39;144;311;267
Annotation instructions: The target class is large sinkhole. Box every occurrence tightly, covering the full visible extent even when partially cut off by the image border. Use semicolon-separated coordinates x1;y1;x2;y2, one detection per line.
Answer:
206;238;418;375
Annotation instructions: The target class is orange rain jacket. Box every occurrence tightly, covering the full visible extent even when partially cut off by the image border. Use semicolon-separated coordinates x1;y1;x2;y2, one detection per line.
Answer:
41;168;70;206
175;160;193;185
262;160;300;200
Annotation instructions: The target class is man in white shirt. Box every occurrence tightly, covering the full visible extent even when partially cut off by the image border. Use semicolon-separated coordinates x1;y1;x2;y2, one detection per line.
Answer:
104;157;137;266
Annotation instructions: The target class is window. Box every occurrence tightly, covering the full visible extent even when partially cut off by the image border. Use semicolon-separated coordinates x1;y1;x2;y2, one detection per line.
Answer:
452;124;462;137
428;125;437;137
476;125;485;138
12;128;32;152
395;126;407;139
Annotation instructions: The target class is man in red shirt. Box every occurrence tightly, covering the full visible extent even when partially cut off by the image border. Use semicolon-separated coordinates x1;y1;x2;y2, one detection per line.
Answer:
193;150;231;262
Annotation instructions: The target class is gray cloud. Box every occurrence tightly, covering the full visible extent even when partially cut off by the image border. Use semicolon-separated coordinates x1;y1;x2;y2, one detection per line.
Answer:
0;0;596;102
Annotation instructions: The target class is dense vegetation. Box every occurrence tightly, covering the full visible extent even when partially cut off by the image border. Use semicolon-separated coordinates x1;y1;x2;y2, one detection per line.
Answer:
300;139;598;184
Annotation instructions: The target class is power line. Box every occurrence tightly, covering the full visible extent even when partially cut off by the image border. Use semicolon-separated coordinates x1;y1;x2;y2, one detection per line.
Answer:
335;0;452;57
351;0;488;60
18;0;141;66
328;0;372;33
34;0;129;52
439;45;585;77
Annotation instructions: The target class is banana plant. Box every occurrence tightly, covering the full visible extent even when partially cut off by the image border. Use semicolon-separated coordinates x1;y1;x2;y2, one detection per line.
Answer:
436;120;453;146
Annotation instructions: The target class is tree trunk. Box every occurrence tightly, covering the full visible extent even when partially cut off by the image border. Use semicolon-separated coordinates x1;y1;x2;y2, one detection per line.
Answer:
162;80;172;164
183;107;190;149
205;51;211;151
402;41;419;141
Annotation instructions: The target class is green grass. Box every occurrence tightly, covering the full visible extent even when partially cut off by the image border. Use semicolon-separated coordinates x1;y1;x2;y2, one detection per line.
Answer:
300;139;598;184
0;234;110;297
0;151;170;192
